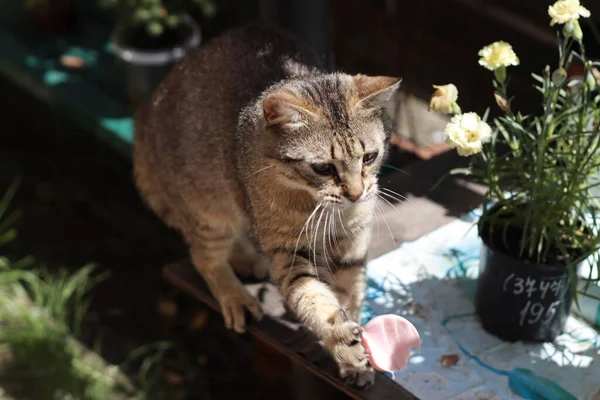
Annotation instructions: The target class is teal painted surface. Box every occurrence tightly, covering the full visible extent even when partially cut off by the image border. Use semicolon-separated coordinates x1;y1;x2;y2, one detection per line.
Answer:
100;118;134;144
43;69;70;86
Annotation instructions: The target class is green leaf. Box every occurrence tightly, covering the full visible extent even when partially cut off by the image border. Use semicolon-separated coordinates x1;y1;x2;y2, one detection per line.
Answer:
0;229;17;247
146;21;164;36
482;107;490;123
531;73;544;83
196;0;217;17
134;8;151;22
166;15;180;27
0;177;21;222
448;168;473;176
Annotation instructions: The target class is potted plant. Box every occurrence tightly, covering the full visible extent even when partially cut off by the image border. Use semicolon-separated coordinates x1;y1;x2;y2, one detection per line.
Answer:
100;0;216;108
24;0;76;34
429;0;600;342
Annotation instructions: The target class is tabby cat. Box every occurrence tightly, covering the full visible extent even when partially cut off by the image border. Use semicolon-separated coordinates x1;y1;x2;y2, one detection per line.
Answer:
133;23;401;388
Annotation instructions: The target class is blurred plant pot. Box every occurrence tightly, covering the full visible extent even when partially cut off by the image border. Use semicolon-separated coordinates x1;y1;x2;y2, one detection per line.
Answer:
27;0;76;34
475;203;581;343
110;14;201;110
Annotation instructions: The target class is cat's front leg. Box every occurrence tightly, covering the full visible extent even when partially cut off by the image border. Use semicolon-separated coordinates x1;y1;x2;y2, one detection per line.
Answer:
270;251;375;389
333;263;368;323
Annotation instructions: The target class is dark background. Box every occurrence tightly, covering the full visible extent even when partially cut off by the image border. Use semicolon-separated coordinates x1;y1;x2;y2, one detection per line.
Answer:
1;0;599;399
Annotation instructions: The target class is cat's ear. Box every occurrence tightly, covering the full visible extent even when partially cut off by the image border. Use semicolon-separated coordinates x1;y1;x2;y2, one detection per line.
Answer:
262;92;315;130
352;75;402;111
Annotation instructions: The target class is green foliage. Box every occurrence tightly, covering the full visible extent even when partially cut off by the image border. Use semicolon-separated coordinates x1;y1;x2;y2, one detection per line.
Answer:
0;263;138;399
457;31;600;298
0;178;21;248
100;0;216;37
0;180;170;399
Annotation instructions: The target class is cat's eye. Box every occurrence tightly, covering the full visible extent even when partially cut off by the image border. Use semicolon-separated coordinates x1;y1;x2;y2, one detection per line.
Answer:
363;152;379;166
312;163;336;176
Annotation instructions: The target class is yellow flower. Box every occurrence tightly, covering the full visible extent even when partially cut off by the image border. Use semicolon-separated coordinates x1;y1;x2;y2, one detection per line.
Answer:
548;0;590;26
444;112;492;157
429;84;459;114
478;41;520;71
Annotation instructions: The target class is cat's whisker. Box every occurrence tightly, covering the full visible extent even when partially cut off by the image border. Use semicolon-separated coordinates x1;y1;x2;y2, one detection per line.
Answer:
248;164;276;177
337;208;353;241
378;191;411;213
329;209;342;255
322;210;334;275
376;192;407;222
373;204;381;238
382;164;409;176
375;202;396;246
301;203;323;282
305;203;321;249
292;203;322;269
379;186;411;203
312;206;327;279
379;188;422;219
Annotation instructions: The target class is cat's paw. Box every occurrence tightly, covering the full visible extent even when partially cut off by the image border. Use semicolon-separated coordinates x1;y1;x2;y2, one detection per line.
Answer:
327;310;375;389
340;365;375;389
217;287;262;334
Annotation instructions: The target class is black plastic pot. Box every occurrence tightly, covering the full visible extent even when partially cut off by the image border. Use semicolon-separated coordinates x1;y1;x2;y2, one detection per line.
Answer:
476;241;578;342
110;14;201;110
476;208;581;342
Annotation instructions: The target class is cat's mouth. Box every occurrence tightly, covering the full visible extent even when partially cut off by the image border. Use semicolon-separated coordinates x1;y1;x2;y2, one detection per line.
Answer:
321;195;344;205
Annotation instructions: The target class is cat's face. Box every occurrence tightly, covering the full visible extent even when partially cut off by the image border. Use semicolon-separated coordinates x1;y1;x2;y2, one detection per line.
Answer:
277;117;387;207
263;74;401;208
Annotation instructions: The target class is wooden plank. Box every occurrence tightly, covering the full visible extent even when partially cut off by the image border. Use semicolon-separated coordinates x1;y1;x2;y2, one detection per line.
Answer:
163;262;420;400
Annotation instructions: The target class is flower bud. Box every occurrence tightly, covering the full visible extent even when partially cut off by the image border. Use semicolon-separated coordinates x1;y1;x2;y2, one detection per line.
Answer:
586;71;597;90
551;68;567;86
451;102;462;115
494;92;510;112
429;84;459;114
563;20;584;41
563;21;575;34
572;20;584;41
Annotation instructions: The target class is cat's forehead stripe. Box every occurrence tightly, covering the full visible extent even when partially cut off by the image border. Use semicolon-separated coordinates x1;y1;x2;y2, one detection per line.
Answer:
332;137;362;160
340;138;352;158
299;76;350;131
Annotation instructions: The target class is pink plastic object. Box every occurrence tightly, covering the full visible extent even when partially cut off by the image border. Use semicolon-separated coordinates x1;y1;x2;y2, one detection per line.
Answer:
361;314;421;373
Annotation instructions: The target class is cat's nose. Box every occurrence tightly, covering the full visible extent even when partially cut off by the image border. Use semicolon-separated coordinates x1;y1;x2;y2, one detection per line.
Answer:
346;190;364;202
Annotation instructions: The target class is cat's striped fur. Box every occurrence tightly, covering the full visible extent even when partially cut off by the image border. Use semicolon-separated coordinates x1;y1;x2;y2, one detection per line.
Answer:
133;23;400;388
